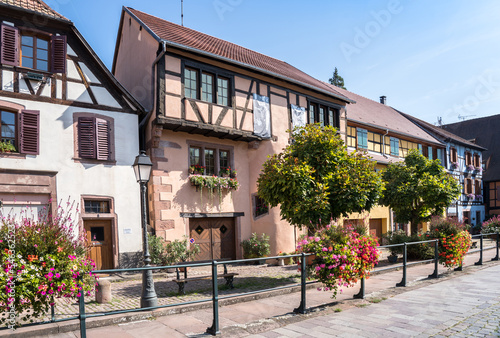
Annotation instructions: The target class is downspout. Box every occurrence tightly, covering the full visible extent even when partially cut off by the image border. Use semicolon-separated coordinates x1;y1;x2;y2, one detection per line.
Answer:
382;129;389;158
139;41;167;150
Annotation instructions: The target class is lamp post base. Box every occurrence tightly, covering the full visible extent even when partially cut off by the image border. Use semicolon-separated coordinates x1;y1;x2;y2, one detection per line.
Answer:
140;269;158;308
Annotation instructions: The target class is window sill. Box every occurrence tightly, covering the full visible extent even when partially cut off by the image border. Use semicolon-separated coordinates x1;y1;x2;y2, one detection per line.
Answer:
0;152;26;159
16;67;54;77
73;158;116;165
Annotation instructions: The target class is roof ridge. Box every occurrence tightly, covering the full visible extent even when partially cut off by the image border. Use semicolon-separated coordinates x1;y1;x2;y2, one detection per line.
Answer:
443;113;500;127
0;0;69;21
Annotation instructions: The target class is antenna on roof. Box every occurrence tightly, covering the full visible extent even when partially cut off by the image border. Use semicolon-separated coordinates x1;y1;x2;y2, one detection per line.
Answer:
437;117;442;126
181;0;184;26
458;114;476;121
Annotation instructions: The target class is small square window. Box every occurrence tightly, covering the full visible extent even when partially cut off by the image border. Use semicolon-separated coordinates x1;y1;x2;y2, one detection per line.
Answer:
84;200;110;213
90;227;105;241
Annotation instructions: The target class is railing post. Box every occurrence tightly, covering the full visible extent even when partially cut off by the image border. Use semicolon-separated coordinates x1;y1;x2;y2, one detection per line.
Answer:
475;234;483;266
396;243;407;287
78;278;87;338
353;278;365;299
428;240;439;278
50;303;55;322
493;232;499;261
293;253;307;314
206;260;220;336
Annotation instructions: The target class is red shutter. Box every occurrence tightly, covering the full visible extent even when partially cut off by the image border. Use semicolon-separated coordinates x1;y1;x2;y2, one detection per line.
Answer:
95;118;110;160
51;35;66;73
1;24;19;66
20;110;40;155
78;117;96;159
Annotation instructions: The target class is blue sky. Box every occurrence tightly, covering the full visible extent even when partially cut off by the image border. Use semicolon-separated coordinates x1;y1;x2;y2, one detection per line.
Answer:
48;0;500;125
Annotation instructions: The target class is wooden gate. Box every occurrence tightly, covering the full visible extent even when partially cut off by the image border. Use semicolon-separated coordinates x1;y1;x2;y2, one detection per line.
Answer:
84;220;113;270
189;218;235;261
369;219;382;239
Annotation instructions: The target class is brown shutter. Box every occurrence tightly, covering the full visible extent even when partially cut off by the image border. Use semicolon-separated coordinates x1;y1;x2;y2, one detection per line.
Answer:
51;35;66;73
20;110;40;155
78;117;96;159
1;24;19;66
95;118;110;160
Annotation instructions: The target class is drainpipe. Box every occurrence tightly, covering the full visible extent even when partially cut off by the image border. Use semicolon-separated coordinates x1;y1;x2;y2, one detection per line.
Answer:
382;129;389;158
139;41;167;150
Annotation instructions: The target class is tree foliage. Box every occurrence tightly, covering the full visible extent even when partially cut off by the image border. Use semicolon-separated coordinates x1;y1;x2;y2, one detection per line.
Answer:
328;67;346;90
379;150;461;234
257;124;382;231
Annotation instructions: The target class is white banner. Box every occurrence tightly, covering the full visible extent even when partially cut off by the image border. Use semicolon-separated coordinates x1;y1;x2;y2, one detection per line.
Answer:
253;94;271;138
291;104;306;129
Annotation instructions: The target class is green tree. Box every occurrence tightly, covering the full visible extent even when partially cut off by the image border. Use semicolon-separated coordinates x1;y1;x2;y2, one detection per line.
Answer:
257;124;382;231
328;67;346;90
380;149;461;234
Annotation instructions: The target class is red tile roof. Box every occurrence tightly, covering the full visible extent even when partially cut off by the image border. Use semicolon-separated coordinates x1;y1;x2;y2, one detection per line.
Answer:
126;7;350;103
0;0;68;21
328;84;442;145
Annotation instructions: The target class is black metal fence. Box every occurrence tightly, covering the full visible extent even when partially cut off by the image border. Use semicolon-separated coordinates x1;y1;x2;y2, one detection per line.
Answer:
2;232;499;337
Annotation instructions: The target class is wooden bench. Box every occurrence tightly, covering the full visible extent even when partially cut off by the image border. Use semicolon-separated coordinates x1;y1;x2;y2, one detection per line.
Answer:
172;263;238;295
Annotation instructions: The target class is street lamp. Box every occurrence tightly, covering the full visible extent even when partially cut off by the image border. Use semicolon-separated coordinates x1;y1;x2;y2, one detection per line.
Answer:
133;150;158;308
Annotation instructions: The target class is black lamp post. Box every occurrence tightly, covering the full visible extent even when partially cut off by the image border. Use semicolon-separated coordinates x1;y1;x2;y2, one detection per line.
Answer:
133;150;158;308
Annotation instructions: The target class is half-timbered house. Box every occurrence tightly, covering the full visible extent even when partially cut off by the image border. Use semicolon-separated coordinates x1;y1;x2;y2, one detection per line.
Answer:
0;0;145;269
113;7;353;258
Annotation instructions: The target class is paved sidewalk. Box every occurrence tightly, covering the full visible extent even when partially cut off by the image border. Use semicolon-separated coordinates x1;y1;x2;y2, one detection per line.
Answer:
10;247;497;337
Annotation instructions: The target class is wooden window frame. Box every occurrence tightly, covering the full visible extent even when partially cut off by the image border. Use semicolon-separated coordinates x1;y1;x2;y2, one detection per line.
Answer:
307;101;340;128
367;131;382;153
473;153;481;168
73;113;115;163
187;140;233;176
183;63;233;107
450;147;458;163
347;126;356;148
0;101;39;156
465;151;472;166
474;179;481;196
20;32;50;72
253;194;269;219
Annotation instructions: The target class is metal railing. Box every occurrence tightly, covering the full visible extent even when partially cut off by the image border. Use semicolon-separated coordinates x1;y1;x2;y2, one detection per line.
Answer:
2;232;499;337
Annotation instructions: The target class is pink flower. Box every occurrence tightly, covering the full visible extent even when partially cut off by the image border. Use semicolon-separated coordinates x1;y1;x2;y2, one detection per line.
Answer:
314;237;320;242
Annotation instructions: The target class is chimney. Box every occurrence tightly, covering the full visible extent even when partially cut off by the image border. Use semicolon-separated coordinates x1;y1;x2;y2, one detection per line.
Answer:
380;96;386;105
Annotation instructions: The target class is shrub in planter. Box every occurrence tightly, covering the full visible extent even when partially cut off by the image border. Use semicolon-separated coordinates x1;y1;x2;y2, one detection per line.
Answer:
241;233;270;259
297;223;379;298
0;202;96;327
381;230;433;260
428;217;472;268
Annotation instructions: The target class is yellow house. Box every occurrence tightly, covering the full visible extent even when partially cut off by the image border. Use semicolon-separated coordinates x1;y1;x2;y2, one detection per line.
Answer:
328;87;446;236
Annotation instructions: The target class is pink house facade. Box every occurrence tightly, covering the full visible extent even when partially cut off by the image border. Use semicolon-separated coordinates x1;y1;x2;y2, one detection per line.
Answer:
113;7;353;259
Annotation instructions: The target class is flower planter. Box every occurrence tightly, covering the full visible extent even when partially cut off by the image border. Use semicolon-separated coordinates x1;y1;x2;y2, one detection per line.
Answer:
388;255;398;263
300;254;316;266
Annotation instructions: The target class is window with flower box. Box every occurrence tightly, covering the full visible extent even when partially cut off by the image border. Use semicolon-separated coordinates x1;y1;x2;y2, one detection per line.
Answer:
254;195;269;218
0;108;39;155
188;142;234;176
474;153;481;168
450;147;458;163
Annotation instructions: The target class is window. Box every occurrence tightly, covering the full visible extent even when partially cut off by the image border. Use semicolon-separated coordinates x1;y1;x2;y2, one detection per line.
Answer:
254;195;269;217
217;77;229;106
399;139;419;157
21;34;49;71
308;103;316;125
367;132;382;153
474;153;481;168
390;137;399;156
184;68;198;99
84;200;110;213
450;147;458;163
308;102;339;128
0;109;39;155
357;128;367;149
464;178;472;194
436;148;443;164
76;115;113;161
347;126;356;147
465;151;472;166
201;72;214;102
0;24;66;73
475;180;481;196
188;143;233;176
463;211;470;225
183;65;232;106
427;146;433;160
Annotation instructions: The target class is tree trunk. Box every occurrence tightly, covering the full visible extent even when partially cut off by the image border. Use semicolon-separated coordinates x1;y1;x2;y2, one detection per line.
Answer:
410;219;419;235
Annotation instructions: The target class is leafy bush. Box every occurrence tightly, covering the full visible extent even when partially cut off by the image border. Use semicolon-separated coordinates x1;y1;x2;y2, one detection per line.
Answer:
148;234;200;265
241;233;270;259
381;230;433;260
297;223;379;298
481;215;500;235
428;217;471;268
0;202;95;327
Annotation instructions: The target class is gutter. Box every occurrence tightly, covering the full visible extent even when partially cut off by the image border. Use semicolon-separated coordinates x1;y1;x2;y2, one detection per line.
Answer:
139;41;167;150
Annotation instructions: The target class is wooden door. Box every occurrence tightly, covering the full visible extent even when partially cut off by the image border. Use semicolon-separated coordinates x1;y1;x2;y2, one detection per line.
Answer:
369;219;382;239
84;220;113;270
189;218;235;261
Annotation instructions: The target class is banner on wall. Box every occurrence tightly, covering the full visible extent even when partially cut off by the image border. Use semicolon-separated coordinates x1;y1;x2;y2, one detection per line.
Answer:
291;104;306;129
253;93;271;138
